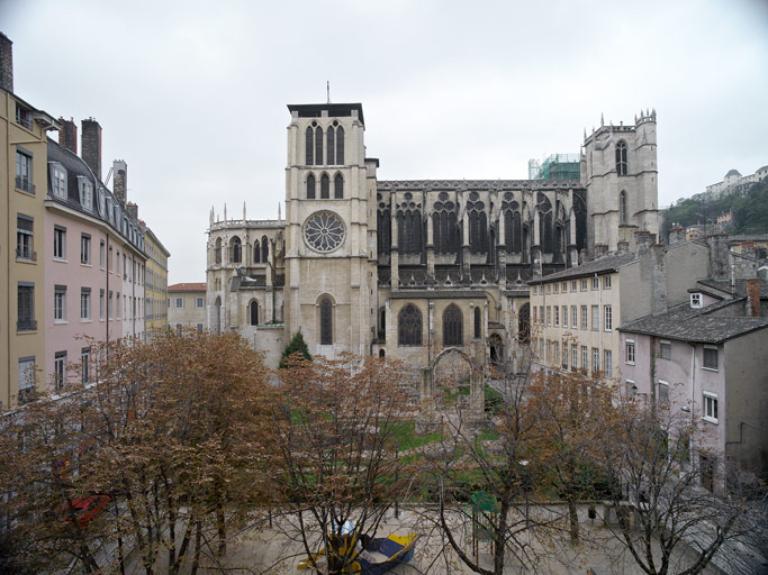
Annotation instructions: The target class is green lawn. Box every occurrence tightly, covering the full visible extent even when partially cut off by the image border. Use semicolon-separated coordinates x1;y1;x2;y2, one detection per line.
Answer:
387;420;443;451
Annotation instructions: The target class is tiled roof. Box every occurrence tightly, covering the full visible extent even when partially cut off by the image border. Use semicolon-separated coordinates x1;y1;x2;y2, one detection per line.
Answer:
528;253;636;284
377;180;583;191
695;278;768;298
619;299;768;344
168;283;206;293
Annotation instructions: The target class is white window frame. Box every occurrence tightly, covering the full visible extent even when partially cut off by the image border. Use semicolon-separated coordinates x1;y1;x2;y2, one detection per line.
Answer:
196;297;204;308
80;288;91;320
176;297;184;309
561;305;568;328
54;351;67;390
604;304;612;332
657;380;670;407
591;305;599;332
690;293;703;309
703;392;718;423
702;346;719;371
603;275;612;289
53;226;66;260
659;340;672;360
625;340;636;365
51;163;67;199
80;233;91;265
604;349;613;377
54;285;67;322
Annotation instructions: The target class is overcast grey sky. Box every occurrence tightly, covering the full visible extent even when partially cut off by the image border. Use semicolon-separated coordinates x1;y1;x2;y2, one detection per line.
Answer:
2;0;767;282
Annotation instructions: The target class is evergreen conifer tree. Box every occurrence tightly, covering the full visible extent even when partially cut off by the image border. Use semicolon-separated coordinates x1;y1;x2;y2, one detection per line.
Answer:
279;331;312;368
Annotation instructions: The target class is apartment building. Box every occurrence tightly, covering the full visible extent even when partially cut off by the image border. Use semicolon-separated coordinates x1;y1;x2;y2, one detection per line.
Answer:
143;226;170;339
168;283;207;334
1;33;59;408
529;238;711;382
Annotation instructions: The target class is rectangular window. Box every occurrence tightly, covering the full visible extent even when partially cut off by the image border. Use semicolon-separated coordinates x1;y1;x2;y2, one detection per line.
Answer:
54;285;67;321
554;306;560;327
657;380;669;406
54;351;67;390
16;104;32;128
571;345;578;371
604;350;613;377
17;283;36;331
99;289;105;320
18;356;36;403
562;341;568;370
53;226;66;259
690;293;702;308
539;305;544;325
659;341;672;360
604;305;613;331
81;347;90;384
546;306;551;327
703;347;718;370
580;305;588;330
196;297;204;308
591;276;599;290
581;346;588;372
592;347;600;374
51;164;67;199
703;392;718;423
80;234;91;264
108;291;113;319
15;150;33;193
571;305;577;328
16;214;35;260
570;280;577;292
603;275;612;289
561;305;568;328
553;283;558;294
625;340;636;364
176;297;184;308
561;282;568;293
580;278;588;291
78;176;93;210
197;323;203;333
80;288;91;320
591;305;599;331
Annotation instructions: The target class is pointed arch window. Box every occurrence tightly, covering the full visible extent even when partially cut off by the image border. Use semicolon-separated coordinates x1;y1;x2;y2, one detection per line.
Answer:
319;296;333;345
315;127;324;166
616;140;628;176
474;307;482;339
327;127;336;165
261;236;269;263
336;126;344;165
433;193;458;254
377;205;391;257
305;126;314;165
249;300;259;326
230;236;242;263
321;174;330;199
307;173;316;199
398;304;422;346
214;237;222;264
467;193;488;253
253;241;261;263
443;304;463;346
619;190;628;225
334;173;344;199
397;211;423;254
504;210;522;253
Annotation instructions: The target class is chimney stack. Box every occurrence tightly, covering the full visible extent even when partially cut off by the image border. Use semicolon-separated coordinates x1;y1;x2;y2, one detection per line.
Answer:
746;278;761;317
58;117;78;154
0;33;13;93
81;118;102;181
113;159;127;203
126;201;138;220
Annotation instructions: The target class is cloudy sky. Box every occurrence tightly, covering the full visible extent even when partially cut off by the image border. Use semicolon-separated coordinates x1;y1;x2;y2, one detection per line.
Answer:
2;0;767;282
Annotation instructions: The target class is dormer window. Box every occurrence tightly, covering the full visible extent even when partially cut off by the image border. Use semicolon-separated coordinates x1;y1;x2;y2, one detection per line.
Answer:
690;292;702;308
51;163;67;199
16;104;32;129
77;176;93;211
98;190;106;216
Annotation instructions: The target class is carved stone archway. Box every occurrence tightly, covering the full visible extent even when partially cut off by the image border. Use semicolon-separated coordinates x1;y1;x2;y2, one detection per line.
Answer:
421;347;484;426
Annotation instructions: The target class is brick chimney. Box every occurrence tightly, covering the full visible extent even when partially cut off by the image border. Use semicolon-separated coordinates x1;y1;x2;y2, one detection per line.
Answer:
126;201;138;220
746;278;761;317
58;117;78;154
0;33;13;93
113;159;127;203
81;118;102;181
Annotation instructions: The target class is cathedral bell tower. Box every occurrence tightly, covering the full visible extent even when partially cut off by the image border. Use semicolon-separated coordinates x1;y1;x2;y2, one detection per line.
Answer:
283;103;378;357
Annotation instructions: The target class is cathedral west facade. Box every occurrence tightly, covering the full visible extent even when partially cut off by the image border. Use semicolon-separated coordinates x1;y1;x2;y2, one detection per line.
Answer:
205;103;659;375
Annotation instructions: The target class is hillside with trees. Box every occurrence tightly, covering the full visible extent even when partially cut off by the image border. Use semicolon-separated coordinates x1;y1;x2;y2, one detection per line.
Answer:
663;178;768;239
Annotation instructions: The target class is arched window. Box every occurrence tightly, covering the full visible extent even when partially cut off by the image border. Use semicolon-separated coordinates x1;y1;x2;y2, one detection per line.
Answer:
230;236;242;263
319;296;333;345
315;127;324;166
443;304;463;346
433;194;458;254
307;173;316;199
619;190;628;225
249;300;259;326
616;140;628;176
214;237;222;264
469;211;488;253
378;306;386;340
504;210;522;253
398;304;422;346
474;307;482;339
334;173;344;199
397;211;423;254
253;241;261;263
327;127;335;165
321;174;330;199
336;126;344;164
377;206;391;257
305;126;314;165
261;236;269;263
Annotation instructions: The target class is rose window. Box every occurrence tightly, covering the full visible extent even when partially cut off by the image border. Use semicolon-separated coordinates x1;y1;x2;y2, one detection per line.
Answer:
303;210;345;253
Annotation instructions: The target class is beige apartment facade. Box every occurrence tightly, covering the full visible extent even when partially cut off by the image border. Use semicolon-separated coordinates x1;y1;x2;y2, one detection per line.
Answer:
1;33;58;408
168;283;207;334
144;227;170;339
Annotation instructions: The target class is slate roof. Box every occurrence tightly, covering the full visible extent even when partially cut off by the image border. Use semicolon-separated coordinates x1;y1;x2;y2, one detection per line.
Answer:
695;278;768;298
377;180;583;191
528;253;636;284
619;299;768;344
